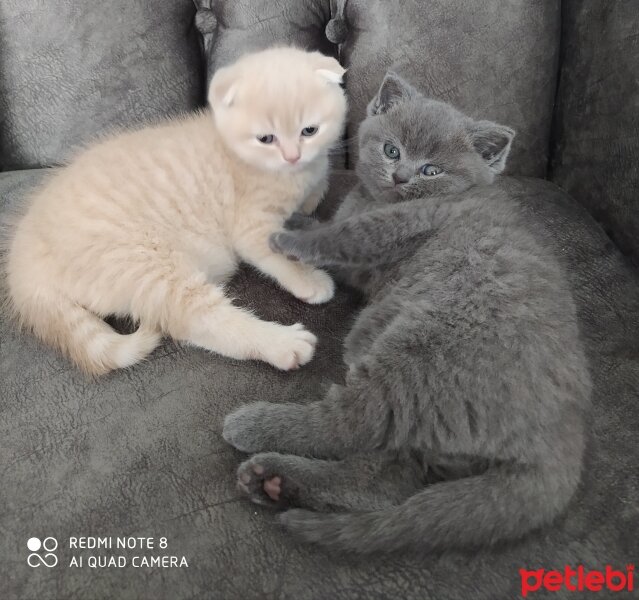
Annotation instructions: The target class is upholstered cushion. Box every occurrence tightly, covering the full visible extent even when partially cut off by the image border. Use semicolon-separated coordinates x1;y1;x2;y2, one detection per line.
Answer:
550;0;639;267
1;170;638;598
194;0;335;84
332;0;561;176
0;1;203;170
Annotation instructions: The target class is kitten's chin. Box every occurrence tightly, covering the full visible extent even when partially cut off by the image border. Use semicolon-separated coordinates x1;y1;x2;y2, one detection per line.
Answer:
271;154;325;174
363;181;405;204
263;159;313;174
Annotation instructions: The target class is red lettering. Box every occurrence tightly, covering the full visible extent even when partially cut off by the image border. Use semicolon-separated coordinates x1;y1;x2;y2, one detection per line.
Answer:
519;563;636;595
585;571;604;591
520;569;544;597
543;571;563;591
606;565;627;592
564;565;577;591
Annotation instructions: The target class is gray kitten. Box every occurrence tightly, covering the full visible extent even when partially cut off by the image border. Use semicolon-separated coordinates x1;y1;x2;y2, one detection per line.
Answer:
222;73;591;554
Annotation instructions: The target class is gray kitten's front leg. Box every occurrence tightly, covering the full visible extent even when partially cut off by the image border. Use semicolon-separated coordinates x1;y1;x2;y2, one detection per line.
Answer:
270;201;435;267
268;226;336;266
223;383;391;459
283;212;320;232
282;213;371;291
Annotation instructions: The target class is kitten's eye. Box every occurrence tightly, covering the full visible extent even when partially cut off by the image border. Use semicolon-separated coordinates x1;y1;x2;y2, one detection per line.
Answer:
384;143;400;160
257;134;275;144
421;164;443;176
301;126;319;137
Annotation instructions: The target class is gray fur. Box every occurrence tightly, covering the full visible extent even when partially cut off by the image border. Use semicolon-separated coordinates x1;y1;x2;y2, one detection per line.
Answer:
223;74;591;554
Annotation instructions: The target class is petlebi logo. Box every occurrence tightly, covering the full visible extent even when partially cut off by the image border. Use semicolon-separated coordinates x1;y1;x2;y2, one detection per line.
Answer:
520;564;635;596
27;537;58;568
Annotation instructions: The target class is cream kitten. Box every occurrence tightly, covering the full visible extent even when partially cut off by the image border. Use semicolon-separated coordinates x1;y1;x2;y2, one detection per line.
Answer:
5;47;347;375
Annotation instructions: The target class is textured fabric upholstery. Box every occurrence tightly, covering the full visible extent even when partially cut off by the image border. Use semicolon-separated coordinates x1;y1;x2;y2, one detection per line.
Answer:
194;0;335;85
0;1;203;170
550;0;639;267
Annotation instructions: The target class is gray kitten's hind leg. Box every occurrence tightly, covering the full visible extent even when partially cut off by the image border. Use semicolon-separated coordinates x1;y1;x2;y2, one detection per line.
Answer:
223;318;420;459
237;452;425;512
223;379;392;459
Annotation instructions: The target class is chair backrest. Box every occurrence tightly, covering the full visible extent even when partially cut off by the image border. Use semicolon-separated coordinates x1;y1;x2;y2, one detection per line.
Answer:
550;0;639;266
0;0;203;170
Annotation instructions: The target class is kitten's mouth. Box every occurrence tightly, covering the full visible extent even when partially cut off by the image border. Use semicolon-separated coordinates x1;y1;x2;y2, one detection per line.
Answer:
286;160;312;172
382;182;407;196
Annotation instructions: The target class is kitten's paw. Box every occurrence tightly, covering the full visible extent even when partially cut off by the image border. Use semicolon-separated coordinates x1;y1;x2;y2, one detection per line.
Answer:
236;453;298;508
284;212;319;231
269;231;302;260
290;269;335;305
223;402;270;453
262;323;317;370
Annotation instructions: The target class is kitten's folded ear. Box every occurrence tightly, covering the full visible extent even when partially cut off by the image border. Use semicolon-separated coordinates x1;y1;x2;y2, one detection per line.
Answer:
312;53;346;85
208;65;237;108
367;71;416;116
468;121;516;174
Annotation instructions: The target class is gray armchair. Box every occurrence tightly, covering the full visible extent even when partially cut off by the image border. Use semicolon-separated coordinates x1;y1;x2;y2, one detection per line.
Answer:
1;1;637;598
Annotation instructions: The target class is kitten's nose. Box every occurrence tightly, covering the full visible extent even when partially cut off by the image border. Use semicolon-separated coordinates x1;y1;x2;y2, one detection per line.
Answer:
281;146;301;164
392;172;409;186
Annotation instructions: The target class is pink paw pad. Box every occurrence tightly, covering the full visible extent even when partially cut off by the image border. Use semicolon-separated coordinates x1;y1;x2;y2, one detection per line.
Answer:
263;476;282;501
236;458;293;507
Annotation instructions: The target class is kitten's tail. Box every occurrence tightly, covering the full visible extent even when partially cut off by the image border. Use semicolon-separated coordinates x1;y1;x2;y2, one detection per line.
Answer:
280;464;579;554
13;292;161;376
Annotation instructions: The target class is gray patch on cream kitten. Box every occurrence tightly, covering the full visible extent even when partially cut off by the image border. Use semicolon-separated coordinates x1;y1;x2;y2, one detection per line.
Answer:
224;73;591;555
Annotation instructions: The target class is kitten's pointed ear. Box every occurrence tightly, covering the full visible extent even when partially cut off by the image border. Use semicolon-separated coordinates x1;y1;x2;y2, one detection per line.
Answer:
208;66;237;108
468;120;515;174
367;72;415;116
313;54;346;85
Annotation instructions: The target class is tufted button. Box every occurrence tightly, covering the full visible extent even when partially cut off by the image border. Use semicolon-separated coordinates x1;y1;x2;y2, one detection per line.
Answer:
325;17;348;45
195;7;217;35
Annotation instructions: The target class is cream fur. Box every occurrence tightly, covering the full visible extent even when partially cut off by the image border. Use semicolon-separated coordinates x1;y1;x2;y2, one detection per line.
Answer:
5;47;347;375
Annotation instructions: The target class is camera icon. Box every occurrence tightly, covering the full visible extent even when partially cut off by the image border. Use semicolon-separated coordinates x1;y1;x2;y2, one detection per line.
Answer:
27;537;58;568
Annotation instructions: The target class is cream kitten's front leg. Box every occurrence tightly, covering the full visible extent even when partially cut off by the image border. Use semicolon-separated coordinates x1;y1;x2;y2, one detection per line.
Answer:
299;175;329;215
235;221;335;305
165;274;317;371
